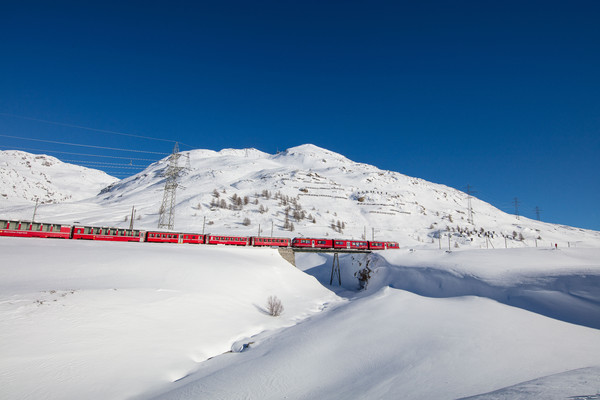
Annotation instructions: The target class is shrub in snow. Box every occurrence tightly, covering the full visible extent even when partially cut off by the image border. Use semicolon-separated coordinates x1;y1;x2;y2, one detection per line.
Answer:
266;296;284;317
354;256;374;290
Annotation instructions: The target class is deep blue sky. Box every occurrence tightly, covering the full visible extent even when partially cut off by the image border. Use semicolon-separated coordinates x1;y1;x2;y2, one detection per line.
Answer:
1;1;599;231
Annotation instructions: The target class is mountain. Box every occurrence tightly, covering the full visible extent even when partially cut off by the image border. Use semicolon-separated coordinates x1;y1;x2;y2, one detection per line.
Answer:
0;150;118;205
1;144;598;248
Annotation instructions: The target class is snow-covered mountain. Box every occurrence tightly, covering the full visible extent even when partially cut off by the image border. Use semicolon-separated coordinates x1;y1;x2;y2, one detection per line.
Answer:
0;150;118;205
1;144;598;248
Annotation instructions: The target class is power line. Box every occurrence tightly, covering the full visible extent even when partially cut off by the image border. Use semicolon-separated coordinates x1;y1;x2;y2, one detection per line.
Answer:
0;146;160;161
60;159;146;168
0;113;197;149
0;113;176;143
0;133;169;155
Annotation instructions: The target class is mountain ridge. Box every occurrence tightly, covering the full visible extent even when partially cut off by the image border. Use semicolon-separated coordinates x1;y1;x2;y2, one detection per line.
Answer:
1;145;598;248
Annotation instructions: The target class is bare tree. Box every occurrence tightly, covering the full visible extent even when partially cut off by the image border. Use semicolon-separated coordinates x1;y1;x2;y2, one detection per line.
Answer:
266;296;284;316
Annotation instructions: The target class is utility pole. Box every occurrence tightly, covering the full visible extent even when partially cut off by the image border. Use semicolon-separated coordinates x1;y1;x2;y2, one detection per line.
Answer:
514;197;520;220
32;198;39;222
258;224;261;237
129;206;135;230
158;143;183;230
448;232;451;251
438;230;442;249
202;216;206;235
271;221;274;237
372;227;375;241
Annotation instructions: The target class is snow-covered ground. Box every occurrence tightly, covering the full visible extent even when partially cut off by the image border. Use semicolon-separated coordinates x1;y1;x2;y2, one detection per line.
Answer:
1;237;599;399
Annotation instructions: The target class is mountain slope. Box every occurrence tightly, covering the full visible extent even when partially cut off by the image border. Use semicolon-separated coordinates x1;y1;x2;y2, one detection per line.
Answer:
1;145;598;248
0;150;117;205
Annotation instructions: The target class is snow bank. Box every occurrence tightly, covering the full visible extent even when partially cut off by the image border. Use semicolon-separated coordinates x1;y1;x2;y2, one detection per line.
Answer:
2;238;599;400
0;237;339;400
145;287;600;400
143;247;600;400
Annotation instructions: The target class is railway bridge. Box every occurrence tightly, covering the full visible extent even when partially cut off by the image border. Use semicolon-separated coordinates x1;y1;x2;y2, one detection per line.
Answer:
278;247;372;285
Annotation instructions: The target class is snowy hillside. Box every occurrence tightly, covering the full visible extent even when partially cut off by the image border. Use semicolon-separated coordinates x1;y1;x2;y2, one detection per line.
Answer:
1;144;598;248
1;238;599;399
0;150;117;205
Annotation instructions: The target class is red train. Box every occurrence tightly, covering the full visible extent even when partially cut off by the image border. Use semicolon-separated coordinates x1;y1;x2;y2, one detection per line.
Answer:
0;218;399;251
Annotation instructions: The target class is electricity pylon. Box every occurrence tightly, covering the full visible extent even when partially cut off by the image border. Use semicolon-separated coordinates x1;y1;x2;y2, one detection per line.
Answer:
466;184;475;225
158;143;183;230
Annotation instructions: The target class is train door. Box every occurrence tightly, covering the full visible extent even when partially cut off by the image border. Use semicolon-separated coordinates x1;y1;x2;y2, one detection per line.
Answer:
311;240;315;248
178;234;184;244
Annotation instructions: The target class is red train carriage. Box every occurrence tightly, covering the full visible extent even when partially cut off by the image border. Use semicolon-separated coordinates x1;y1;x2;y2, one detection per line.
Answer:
333;240;368;250
207;235;250;246
251;237;290;247
0;219;72;239
368;241;386;250
72;226;145;242
368;241;400;250
291;238;334;249
146;231;205;244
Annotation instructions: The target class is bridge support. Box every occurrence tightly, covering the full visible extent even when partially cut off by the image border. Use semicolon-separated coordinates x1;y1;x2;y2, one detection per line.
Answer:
330;253;341;286
278;248;296;267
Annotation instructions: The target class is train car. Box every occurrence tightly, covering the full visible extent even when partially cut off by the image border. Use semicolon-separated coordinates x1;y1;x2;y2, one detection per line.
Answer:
72;226;145;242
368;241;386;250
251;236;290;247
333;239;368;250
368;241;401;250
146;231;205;244
206;235;250;246
291;237;334;249
0;219;72;239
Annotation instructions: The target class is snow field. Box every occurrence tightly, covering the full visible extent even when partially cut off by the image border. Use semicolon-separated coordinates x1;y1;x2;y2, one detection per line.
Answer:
0;237;339;400
1;237;599;399
146;287;600;400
